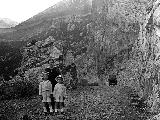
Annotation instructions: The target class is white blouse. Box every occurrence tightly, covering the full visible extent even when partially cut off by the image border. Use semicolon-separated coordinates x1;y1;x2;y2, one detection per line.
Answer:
39;80;52;95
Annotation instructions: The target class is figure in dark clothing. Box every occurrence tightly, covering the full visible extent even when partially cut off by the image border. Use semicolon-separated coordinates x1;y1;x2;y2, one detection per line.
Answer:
45;67;60;90
45;66;61;113
108;74;117;86
70;63;77;75
70;63;78;89
57;63;66;76
64;63;78;89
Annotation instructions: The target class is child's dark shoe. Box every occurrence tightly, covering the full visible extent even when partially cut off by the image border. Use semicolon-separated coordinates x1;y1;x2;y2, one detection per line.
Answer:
54;111;58;115
49;112;54;116
60;112;65;115
44;112;48;116
22;114;32;120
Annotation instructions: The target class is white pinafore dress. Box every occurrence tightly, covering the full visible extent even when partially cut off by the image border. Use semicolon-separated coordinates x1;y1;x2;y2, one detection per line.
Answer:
39;80;52;102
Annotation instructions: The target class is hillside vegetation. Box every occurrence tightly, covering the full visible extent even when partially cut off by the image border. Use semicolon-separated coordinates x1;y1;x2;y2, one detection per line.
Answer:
0;41;24;81
0;0;92;41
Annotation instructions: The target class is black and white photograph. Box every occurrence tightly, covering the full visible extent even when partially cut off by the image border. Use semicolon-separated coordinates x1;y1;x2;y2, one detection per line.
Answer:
0;0;160;120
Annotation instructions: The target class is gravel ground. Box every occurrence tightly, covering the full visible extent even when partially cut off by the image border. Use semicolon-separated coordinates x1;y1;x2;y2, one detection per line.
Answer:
0;86;151;120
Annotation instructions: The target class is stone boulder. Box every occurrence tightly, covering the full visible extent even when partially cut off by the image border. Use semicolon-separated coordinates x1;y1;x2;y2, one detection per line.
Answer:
24;67;44;84
67;23;76;31
50;46;62;59
42;36;55;47
35;40;43;48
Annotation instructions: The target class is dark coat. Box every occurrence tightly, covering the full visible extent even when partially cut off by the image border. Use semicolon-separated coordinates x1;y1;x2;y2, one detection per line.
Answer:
108;75;117;86
48;67;61;88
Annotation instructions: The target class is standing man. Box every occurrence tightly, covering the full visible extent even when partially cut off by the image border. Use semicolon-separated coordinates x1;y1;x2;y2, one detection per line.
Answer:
108;74;117;86
70;63;78;89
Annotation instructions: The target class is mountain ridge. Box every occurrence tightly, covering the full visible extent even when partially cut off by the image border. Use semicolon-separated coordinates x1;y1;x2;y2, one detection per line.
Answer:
15;0;92;30
0;0;92;41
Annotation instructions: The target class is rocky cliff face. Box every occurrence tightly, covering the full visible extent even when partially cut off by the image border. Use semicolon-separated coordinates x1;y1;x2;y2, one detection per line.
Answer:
20;0;143;87
20;0;145;86
20;14;94;85
0;0;93;82
91;0;160;115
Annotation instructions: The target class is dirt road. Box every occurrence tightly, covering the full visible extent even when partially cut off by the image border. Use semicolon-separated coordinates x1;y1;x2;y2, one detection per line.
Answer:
0;86;150;120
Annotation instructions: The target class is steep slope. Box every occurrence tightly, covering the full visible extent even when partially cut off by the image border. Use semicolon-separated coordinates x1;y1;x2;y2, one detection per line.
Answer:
0;0;93;82
16;0;92;29
0;0;92;41
19;14;92;85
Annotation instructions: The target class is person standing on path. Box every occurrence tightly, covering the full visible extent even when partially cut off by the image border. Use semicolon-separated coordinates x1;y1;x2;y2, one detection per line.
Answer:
70;63;78;89
46;59;64;112
45;60;64;112
53;75;67;114
39;72;53;116
65;63;78;89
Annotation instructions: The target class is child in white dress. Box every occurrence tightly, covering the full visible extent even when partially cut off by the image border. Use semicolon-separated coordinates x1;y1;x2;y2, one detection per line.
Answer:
53;75;66;114
39;72;53;115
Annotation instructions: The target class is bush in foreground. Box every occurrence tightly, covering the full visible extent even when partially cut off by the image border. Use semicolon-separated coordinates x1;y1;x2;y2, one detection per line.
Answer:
0;78;38;100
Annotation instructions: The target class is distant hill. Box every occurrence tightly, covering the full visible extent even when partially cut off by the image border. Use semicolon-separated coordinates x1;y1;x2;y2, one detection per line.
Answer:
0;0;92;41
0;28;16;34
16;0;92;29
0;18;18;28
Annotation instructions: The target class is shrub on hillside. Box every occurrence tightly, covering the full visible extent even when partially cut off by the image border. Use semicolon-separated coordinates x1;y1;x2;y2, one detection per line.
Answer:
79;79;89;86
0;77;38;100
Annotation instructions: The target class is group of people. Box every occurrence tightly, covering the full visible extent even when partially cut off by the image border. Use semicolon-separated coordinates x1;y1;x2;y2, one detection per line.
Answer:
38;57;78;116
39;59;67;116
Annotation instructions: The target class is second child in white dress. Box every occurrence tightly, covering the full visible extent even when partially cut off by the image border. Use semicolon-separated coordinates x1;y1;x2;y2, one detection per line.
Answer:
53;75;66;114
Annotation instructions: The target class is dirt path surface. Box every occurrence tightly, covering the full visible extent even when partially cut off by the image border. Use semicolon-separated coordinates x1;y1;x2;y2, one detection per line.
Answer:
0;86;151;120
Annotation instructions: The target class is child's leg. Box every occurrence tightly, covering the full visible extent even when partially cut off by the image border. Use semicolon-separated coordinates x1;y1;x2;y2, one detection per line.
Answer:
55;102;58;112
60;102;65;112
46;103;50;113
42;92;50;113
51;97;55;111
55;102;61;112
42;102;48;113
48;102;53;113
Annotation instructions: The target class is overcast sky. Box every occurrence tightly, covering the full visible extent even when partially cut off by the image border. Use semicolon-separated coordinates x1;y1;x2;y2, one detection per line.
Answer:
0;0;62;23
